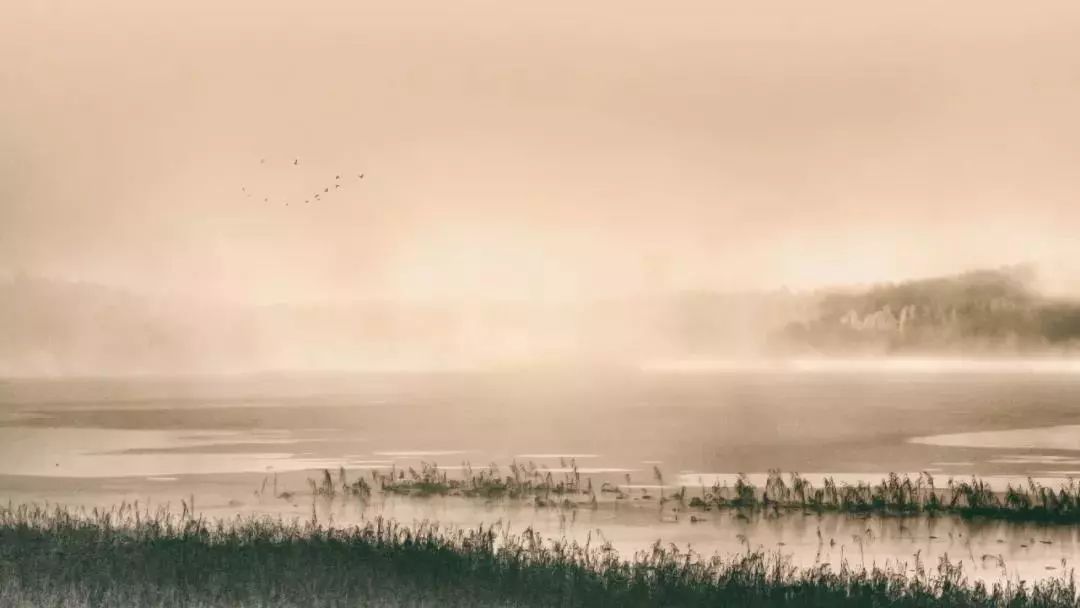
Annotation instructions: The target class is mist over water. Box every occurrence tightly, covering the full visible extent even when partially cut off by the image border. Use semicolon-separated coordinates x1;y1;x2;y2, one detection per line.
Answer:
5;2;1080;376
6;1;1080;599
6;1;1080;306
3;265;1080;377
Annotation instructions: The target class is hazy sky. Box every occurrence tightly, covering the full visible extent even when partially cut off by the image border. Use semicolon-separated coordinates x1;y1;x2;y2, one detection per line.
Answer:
3;1;1080;302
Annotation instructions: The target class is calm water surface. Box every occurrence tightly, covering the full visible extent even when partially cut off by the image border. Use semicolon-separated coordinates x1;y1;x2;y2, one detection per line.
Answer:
4;367;1080;584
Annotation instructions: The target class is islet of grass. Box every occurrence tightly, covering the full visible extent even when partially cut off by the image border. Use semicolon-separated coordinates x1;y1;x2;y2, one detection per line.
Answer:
687;471;1080;524
307;462;1080;525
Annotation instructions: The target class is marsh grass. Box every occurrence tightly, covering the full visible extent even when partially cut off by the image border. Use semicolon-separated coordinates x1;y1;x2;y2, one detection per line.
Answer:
689;471;1080;524
2;502;1080;607
370;460;596;507
308;463;1080;525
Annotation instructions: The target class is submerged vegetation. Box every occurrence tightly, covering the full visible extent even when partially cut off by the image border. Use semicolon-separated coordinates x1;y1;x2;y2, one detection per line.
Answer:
2;502;1080;607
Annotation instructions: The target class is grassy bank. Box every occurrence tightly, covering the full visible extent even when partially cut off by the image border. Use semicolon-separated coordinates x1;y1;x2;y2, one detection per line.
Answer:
1;502;1078;607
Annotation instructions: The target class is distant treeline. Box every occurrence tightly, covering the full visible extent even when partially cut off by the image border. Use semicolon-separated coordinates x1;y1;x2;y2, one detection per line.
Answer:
775;266;1080;354
3;266;1079;375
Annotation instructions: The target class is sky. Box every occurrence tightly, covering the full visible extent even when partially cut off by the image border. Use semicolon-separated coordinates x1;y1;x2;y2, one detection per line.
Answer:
3;0;1080;303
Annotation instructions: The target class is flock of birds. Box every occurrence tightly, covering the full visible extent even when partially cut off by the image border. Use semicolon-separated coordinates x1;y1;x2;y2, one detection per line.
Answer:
240;157;364;207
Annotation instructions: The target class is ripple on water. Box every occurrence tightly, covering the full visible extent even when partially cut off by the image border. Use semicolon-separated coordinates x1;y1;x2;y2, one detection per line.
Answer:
990;455;1080;465
514;454;600;460
0;426;352;478
676;472;926;488
373;450;470;457
911;425;1080;451
542;467;637;474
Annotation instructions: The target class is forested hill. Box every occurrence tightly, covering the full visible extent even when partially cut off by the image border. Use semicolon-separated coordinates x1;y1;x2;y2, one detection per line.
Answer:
774;266;1080;354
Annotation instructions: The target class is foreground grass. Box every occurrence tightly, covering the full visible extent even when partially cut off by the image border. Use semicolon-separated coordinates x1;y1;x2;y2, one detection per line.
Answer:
1;503;1079;607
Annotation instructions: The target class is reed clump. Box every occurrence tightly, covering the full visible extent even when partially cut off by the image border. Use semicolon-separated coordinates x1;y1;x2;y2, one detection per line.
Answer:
692;471;1080;523
2;502;1079;607
369;460;595;505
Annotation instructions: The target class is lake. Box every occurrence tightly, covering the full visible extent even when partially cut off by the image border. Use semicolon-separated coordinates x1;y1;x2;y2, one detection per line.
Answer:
4;364;1080;584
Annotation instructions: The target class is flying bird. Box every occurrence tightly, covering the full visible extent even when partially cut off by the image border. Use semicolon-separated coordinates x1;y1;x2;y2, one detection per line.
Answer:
324;187;329;193
335;175;340;180
334;184;340;189
293;158;299;166
357;173;364;179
